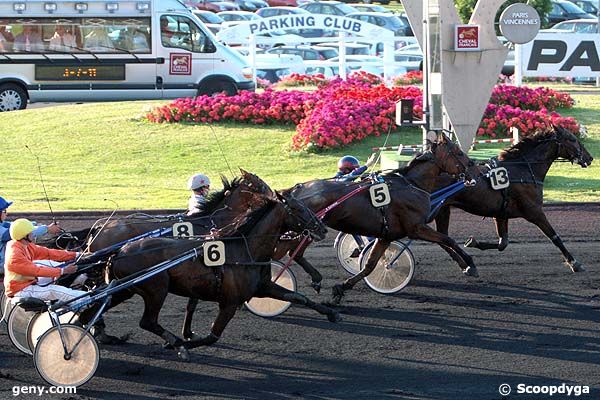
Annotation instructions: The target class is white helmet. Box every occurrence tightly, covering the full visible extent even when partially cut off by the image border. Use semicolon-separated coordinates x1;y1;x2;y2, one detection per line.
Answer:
187;173;211;190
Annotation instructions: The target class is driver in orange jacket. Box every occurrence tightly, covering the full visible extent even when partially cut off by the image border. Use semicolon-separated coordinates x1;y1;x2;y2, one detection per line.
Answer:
4;218;84;302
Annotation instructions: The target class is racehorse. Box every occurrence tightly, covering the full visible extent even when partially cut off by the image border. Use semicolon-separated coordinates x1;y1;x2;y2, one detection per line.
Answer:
79;188;335;360
286;135;478;304
433;125;593;271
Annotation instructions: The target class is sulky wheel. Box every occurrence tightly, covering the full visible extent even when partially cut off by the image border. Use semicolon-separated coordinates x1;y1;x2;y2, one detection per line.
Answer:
0;289;10;326
34;324;99;387
245;261;297;318
28;311;78;352
7;303;38;355
359;240;415;294
335;232;372;275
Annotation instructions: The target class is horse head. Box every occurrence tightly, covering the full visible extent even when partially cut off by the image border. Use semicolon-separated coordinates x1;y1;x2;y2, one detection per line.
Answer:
427;133;476;182
276;191;327;242
554;125;593;168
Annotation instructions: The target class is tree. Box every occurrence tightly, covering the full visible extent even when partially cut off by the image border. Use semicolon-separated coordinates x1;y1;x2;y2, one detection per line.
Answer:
454;0;553;29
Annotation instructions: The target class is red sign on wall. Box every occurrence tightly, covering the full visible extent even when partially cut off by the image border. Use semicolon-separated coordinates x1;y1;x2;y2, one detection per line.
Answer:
454;25;480;51
169;53;192;75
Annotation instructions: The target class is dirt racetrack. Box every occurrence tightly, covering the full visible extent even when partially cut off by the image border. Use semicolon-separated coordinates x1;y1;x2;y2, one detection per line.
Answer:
1;204;599;400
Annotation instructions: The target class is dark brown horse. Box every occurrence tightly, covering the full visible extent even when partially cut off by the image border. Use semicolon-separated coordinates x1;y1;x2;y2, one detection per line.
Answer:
286;136;478;304
433;125;593;271
79;188;335;360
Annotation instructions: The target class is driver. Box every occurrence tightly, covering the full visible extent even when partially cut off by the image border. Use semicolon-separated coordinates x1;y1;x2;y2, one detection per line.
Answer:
187;173;211;215
3;218;85;302
334;154;377;182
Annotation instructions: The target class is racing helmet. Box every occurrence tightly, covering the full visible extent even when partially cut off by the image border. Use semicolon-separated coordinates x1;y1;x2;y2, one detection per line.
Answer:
0;196;13;210
187;173;211;191
337;156;360;174
10;218;35;241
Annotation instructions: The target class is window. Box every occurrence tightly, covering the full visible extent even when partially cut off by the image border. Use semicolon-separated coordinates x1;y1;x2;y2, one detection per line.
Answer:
160;15;214;53
0;17;151;54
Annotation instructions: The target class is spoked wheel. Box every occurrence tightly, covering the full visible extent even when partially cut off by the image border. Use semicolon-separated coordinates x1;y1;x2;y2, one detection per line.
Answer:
7;304;38;355
245;261;297;318
28;311;78;351
34;324;99;387
335;232;372;275
359;240;415;294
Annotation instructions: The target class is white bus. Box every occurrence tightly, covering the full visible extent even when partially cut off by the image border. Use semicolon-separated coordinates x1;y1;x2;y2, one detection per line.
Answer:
0;0;255;111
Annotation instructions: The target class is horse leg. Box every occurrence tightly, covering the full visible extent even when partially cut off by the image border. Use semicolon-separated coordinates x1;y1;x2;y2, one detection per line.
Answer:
257;282;340;322
331;239;390;305
434;206;451;235
183;303;238;350
464;218;510;251
294;255;323;293
411;224;479;277
525;212;585;272
137;290;189;360
181;298;200;340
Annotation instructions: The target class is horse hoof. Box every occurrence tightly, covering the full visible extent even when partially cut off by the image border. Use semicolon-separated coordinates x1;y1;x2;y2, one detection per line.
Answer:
177;346;190;361
185;333;203;342
328;311;341;323
311;281;322;294
163;341;175;350
568;260;586;272
463;266;479;277
464;237;476;248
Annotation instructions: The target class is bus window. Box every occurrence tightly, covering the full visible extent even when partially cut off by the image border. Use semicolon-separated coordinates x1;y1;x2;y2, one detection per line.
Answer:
0;18;150;54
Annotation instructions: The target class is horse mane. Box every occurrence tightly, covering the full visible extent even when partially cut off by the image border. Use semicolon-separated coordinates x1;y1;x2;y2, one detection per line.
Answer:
202;175;243;214
498;128;556;161
215;199;275;237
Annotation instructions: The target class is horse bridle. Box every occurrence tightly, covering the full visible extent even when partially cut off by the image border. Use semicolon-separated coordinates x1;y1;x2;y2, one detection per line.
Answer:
431;142;473;182
278;192;324;238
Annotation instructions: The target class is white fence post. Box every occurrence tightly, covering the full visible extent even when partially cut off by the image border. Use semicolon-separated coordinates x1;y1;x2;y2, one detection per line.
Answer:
383;38;394;83
338;31;347;80
249;34;257;86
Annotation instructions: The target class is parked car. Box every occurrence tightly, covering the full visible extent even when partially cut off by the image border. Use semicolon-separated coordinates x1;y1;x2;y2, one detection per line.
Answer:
315;41;371;55
394;49;423;72
300;1;359;16
348;4;392;13
186;0;240;12
218;10;263;29
568;0;598;15
254;53;306;82
328;55;407;76
347;12;412;36
192;10;225;34
256;5;308;17
543;18;598;33
265;0;313;6
546;0;595;26
230;0;269;11
266;45;339;60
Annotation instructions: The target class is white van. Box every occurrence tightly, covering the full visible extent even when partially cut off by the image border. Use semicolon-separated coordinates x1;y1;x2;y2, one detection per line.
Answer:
0;0;255;111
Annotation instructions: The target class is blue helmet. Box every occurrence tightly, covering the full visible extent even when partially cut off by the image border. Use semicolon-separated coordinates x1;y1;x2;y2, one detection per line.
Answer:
0;196;13;211
338;155;360;174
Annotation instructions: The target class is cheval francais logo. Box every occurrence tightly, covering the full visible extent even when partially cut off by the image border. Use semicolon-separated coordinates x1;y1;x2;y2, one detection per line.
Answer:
170;53;192;75
455;25;480;51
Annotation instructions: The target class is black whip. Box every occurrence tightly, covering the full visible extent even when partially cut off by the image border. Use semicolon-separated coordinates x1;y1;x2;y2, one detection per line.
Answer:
208;125;235;178
25;145;56;223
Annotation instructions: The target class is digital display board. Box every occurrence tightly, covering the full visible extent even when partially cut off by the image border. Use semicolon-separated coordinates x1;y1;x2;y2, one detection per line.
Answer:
35;65;126;81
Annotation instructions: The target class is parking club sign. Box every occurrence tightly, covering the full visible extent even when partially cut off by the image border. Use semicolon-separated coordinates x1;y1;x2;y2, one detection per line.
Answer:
454;24;480;51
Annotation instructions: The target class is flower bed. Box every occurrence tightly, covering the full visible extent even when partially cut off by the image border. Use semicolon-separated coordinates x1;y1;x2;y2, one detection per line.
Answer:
146;73;579;151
